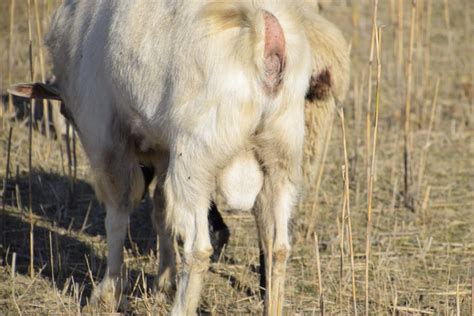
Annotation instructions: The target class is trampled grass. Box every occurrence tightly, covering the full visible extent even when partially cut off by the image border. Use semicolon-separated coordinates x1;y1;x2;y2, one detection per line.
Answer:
0;0;472;314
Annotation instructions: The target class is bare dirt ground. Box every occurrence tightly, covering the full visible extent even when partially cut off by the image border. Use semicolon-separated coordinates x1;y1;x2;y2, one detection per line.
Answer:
0;1;472;315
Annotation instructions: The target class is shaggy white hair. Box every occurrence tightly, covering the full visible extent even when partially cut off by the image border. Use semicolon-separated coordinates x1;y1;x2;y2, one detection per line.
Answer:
9;1;349;314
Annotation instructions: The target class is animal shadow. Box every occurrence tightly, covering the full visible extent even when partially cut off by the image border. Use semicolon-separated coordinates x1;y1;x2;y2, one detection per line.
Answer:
1;169;157;308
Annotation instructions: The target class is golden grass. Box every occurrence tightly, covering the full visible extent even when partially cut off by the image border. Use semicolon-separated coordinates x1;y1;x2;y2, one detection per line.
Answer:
0;0;472;315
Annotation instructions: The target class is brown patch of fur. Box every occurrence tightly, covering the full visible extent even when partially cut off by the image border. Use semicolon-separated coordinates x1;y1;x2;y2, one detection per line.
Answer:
306;69;332;102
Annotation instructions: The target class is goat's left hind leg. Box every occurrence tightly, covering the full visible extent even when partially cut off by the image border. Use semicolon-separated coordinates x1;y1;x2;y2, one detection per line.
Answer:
90;203;130;311
89;158;144;311
152;179;177;296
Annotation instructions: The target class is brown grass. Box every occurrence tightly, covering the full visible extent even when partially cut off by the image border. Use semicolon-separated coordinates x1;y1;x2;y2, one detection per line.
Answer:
0;0;472;315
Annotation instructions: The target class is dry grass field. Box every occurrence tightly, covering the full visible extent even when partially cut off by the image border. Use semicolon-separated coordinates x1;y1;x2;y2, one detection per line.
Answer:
0;0;472;315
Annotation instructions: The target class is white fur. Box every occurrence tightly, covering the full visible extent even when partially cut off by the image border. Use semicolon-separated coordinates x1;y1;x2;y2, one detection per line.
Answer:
217;151;264;211
43;1;349;314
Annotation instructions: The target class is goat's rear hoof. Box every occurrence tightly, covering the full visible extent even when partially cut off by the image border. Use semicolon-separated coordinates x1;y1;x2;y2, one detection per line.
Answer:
208;202;230;263
210;225;230;262
88;277;127;313
153;270;176;300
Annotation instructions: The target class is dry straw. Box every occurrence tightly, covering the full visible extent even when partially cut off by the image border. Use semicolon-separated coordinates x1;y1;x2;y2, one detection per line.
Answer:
313;232;323;315
416;78;439;201
7;0;16;117
338;107;357;315
396;0;404;82
27;0;35;280
403;0;417;210
0;1;471;314
33;0;50;140
364;0;379;314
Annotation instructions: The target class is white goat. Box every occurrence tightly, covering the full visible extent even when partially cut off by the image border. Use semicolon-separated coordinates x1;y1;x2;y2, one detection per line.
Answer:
10;1;349;314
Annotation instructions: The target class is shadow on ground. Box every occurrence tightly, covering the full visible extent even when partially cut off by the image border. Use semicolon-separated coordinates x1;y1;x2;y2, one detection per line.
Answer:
0;169;157;306
0;168;258;312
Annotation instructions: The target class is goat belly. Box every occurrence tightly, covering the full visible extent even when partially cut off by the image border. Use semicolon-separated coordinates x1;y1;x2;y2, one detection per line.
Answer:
217;151;263;211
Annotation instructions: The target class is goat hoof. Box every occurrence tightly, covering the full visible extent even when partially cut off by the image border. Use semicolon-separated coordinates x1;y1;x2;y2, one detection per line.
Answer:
89;277;127;312
153;273;176;298
208;202;230;263
210;225;230;262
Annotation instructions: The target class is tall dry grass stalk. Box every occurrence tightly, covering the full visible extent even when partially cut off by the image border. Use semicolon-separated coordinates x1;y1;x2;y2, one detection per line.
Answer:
471;263;473;316
338;108;357;315
305;115;334;240
33;0;50;140
365;17;383;316
338;133;347;312
338;200;344;311
396;0;404;83
7;0;16;117
352;75;364;209
403;0;417;209
421;0;433;127
364;0;378;313
11;252;21;314
414;0;424;117
365;0;378;194
27;0;35;279
416;78;439;201
313;232;323;314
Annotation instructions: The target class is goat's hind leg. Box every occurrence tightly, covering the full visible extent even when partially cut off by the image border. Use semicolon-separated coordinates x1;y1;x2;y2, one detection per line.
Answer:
152;177;229;299
254;175;296;316
152;177;177;297
254;125;303;315
89;155;145;311
208;201;230;262
164;146;214;315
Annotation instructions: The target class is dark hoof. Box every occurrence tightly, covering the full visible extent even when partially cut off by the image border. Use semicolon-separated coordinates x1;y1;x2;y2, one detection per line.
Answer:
208;202;230;262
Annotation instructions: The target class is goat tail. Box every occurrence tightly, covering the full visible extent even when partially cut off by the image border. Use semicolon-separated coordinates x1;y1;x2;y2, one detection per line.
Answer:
200;2;286;95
